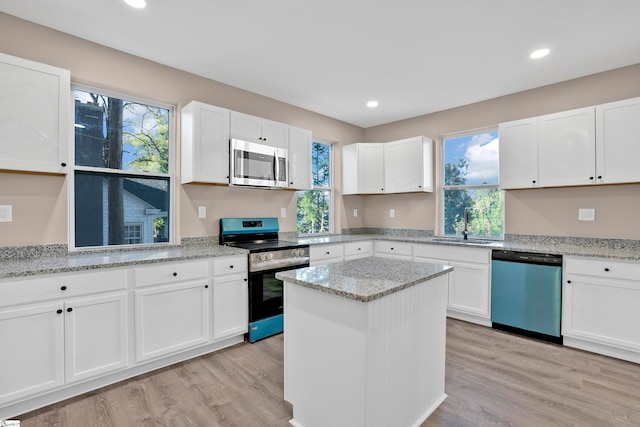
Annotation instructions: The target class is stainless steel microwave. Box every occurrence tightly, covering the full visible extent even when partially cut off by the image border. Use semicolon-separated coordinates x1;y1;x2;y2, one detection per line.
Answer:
229;138;288;188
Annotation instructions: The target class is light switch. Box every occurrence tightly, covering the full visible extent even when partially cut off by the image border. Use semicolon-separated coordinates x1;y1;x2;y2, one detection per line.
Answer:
281;208;287;218
0;205;12;222
389;209;395;218
198;206;206;219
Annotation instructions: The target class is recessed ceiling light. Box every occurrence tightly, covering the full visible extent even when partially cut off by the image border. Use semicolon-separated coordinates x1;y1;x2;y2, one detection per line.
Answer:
124;0;146;8
530;48;550;59
366;100;379;108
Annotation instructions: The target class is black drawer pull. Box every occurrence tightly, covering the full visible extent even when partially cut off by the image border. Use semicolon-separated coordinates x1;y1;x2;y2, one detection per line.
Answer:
67;307;73;313
244;278;248;282
326;251;330;255
604;268;610;272
61;162;67;167
204;284;209;289
567;280;571;284
173;272;178;277
60;285;67;291
56;309;63;314
229;265;234;269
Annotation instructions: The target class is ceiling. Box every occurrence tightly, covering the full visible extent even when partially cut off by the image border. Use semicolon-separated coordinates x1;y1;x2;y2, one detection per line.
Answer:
2;1;640;128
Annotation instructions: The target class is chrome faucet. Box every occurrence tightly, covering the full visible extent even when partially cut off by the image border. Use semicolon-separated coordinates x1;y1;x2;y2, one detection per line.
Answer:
462;207;469;240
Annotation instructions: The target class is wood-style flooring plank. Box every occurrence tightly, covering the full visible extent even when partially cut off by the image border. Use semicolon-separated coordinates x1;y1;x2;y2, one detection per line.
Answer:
17;319;640;426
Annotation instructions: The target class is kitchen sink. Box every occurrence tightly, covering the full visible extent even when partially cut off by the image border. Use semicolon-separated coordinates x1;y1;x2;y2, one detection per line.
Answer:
429;237;497;245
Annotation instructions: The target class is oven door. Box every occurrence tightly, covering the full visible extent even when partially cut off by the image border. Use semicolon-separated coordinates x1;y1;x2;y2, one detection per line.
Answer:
230;138;288;188
248;262;307;342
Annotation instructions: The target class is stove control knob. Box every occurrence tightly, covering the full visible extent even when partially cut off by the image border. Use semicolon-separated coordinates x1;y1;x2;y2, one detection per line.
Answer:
267;253;274;260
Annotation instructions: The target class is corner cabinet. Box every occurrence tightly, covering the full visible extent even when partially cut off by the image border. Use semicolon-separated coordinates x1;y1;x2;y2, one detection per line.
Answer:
342;143;385;194
181;101;230;184
563;256;640;364
342;136;433;195
0;52;70;174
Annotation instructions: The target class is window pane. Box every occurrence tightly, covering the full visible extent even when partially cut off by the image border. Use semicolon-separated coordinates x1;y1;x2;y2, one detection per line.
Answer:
74;90;169;173
444;131;499;185
296;190;330;234
75;171;170;247
312;142;331;187
443;188;503;238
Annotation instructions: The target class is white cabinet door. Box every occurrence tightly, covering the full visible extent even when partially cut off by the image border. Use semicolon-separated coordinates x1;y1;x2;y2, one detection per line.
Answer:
212;274;248;341
538;107;596;187
498;117;539;189
384;136;433;193
0;302;64;404
447;261;490;318
288;126;312;190
135;280;211;362
64;292;129;383
0;52;70;174
229;111;289;149
181;101;230;184
595;97;640;185
342;143;384;195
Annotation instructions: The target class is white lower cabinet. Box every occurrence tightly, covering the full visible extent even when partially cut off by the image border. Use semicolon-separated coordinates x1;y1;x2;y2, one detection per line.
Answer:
135;279;211;362
0;302;64;404
563;256;640;363
212;256;248;341
413;244;491;326
64;292;128;383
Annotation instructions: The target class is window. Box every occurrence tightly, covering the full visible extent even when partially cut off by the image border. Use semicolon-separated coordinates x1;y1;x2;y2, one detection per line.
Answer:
297;141;333;234
442;129;503;239
72;85;174;249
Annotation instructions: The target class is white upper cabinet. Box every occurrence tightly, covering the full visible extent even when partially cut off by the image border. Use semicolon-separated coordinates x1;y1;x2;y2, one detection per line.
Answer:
384;136;433;193
288;126;312;190
498;118;539;189
342;143;384;195
538;107;595;187
0;52;70;174
181;101;230;184
230;111;289;149
343;137;434;195
595;97;640;185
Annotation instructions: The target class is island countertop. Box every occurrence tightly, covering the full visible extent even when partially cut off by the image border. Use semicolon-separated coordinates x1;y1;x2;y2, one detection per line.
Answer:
276;256;452;303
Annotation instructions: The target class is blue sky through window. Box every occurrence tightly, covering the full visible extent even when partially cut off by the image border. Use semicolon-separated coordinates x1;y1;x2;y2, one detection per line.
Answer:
444;131;499;185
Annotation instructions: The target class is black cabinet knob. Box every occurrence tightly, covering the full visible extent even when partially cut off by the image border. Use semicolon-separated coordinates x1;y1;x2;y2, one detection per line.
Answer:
60;286;67;291
61;162;67;167
604;268;610;272
418;185;422;188
204;284;209;289
173;272;177;277
532;180;536;184
244;278;248;282
230;265;234;269
391;247;394;250
567;280;571;284
597;175;602;179
589;177;594;180
67;307;73;312
56;309;63;314
326;251;330;255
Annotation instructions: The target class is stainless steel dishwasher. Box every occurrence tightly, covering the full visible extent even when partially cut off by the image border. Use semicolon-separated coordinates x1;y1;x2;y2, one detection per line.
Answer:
491;250;563;344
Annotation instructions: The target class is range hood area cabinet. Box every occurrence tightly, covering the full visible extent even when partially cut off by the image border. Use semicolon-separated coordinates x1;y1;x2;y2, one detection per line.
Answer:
180;101;312;189
0;52;70;174
342;136;433;195
499;97;640;190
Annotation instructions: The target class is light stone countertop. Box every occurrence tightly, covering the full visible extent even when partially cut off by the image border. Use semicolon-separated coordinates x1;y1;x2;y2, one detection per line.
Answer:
298;234;640;261
0;245;248;279
276;256;453;303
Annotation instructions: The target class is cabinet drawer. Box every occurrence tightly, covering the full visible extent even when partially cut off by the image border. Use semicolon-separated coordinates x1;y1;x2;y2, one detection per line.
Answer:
343;241;373;257
213;256;247;276
373;241;412;257
135;260;209;287
310;244;344;262
414;244;490;264
0;269;128;308
565;257;640;281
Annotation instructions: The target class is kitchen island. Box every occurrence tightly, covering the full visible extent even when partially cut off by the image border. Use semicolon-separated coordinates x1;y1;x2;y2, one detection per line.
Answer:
277;257;453;427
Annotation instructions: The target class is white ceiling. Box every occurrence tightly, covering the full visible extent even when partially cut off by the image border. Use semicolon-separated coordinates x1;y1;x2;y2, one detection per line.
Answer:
2;0;640;128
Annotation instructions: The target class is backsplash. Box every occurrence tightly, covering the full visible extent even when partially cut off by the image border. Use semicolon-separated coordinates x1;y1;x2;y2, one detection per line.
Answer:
505;234;640;251
0;244;68;261
342;228;435;238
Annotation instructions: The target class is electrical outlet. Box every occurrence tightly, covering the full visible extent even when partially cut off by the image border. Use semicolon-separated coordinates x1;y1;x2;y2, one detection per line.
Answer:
578;208;595;221
0;205;12;222
353;208;358;217
281;208;287;218
389;209;395;218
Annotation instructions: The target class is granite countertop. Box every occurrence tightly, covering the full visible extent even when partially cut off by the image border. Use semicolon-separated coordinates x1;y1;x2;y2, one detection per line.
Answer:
298;234;640;261
276;256;453;303
0;245;248;279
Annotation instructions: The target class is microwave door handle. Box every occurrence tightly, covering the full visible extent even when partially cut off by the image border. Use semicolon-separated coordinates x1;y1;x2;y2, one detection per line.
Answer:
273;150;279;184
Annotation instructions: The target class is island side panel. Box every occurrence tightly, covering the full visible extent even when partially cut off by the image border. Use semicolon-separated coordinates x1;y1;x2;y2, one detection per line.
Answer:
284;282;368;427
365;273;448;427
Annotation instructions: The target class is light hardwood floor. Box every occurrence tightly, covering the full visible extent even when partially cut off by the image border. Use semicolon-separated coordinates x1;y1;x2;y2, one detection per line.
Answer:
18;319;640;426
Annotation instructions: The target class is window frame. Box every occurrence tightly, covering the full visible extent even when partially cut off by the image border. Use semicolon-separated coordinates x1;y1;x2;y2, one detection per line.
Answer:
69;83;176;251
439;127;504;239
296;139;334;235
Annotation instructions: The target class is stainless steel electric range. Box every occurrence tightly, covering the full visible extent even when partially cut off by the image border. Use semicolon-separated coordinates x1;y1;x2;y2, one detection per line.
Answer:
220;217;309;342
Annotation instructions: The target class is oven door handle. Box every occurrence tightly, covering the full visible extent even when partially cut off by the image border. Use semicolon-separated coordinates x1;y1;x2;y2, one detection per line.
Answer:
249;257;310;273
